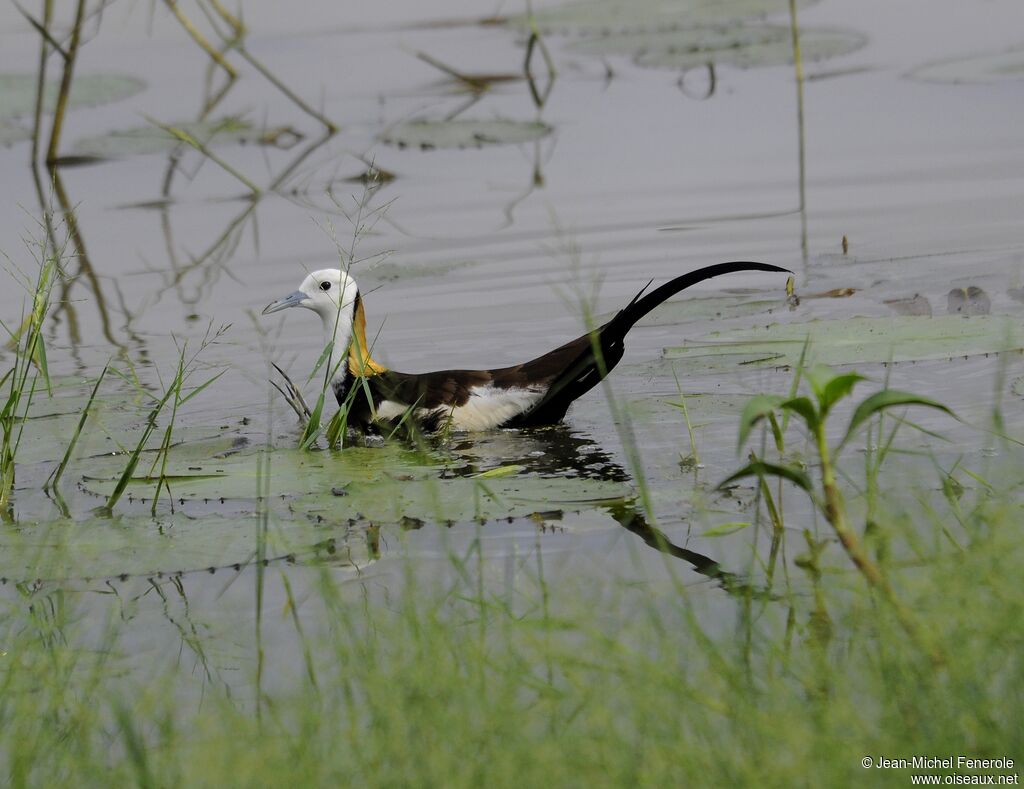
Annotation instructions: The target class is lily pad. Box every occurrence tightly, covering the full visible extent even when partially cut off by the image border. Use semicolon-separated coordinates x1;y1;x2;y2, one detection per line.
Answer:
0;512;376;583
505;0;816;35
569;25;866;71
379;119;552;150
910;48;1024;84
0;73;145;121
663;315;1020;373
76;443;632;525
73;117;286;158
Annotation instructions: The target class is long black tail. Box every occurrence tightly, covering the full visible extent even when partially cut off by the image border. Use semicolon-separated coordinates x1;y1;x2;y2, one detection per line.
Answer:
513;261;790;427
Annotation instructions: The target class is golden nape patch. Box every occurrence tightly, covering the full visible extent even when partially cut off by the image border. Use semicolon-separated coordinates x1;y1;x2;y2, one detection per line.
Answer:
348;298;387;376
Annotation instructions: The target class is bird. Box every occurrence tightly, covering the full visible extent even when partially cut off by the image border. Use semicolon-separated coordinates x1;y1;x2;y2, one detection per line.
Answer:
263;261;789;434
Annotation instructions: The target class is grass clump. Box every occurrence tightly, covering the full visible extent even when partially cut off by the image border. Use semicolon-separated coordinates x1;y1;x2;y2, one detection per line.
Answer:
0;471;1021;787
0;240;62;517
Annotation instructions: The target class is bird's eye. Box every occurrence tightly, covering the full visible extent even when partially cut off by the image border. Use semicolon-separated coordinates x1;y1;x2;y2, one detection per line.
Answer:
319;281;331;292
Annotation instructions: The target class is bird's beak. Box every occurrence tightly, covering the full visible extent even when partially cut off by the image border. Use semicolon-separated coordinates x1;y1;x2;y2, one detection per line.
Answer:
262;290;308;315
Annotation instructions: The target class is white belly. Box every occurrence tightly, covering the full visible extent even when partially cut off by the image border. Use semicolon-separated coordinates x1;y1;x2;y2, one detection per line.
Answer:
374;385;544;432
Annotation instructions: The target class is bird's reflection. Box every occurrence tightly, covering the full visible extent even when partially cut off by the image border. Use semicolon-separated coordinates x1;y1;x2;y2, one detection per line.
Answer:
434;425;770;599
442;424;628;481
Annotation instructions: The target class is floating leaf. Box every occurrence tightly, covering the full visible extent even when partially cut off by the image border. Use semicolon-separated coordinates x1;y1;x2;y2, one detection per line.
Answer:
380;119;552;150
946;287;990;316
73;117;292;158
910;48;1024;84
0;513;374;582
76;442;631;526
569;25;865;71
664;315;1020;372
0;73;145;121
505;0;816;35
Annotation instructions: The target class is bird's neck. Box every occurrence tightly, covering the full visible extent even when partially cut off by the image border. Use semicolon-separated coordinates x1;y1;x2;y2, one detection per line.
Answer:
319;294;386;395
346;295;387;379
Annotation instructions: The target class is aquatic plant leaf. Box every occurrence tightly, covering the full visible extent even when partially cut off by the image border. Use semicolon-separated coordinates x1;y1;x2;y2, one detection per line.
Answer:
664;315;1019;372
76;442;631;526
569;25;866;71
718;460;814;496
505;0;816;35
72;117;275;158
819;371;867;415
910;48;1024;84
778;396;818;431
379;119;552;150
840;391;956;450
702;521;750;537
0;513;374;582
0;73;145;121
736;394;783;451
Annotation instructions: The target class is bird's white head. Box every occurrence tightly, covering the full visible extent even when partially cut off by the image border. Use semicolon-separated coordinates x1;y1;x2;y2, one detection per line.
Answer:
263;268;386;379
262;268;359;322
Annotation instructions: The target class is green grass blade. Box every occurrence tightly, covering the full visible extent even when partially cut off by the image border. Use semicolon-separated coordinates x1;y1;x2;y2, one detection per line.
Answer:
179;369;227;405
46;362;109;491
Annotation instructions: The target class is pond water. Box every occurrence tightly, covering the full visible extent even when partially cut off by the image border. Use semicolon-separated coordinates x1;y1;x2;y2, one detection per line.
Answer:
1;0;1023;690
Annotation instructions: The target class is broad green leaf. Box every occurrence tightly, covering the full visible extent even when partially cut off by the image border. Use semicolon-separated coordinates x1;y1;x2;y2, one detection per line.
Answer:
841;390;956;449
819;372;867;415
778;396;819;431
804;364;836;402
736;394;783;451
718;460;814;496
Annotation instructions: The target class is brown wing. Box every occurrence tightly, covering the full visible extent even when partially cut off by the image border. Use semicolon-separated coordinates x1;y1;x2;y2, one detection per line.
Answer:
368;368;494;410
363;262;790;429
